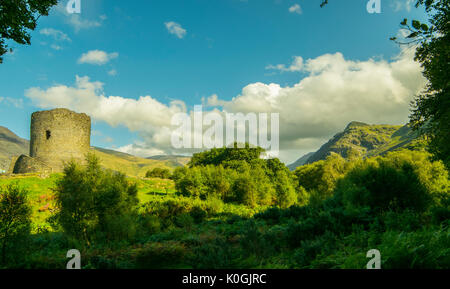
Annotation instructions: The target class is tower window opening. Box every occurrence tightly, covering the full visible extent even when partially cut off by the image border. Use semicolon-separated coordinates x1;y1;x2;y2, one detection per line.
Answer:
46;130;51;140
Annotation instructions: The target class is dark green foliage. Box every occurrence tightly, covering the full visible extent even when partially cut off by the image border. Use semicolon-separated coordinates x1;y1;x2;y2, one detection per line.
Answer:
190;237;237;269
134;242;186;269
146;167;171;179
54;153;139;246
335;151;449;213
0;184;31;266
377;229;450;269
175;145;299;208
294;153;351;204
189;143;265;167
393;0;450;169
5;148;449;269
0;0;58;63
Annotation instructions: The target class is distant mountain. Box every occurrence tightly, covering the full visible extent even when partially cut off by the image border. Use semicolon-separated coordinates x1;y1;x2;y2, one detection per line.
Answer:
287;152;314;171
288;121;425;171
0;126;187;177
0;126;29;172
92;148;186;177
147;155;191;167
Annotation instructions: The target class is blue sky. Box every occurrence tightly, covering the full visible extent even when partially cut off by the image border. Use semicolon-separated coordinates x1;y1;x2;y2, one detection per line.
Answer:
0;0;428;163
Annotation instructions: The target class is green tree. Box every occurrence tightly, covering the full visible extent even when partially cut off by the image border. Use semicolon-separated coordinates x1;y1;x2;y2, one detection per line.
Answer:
335;150;449;213
146;167;171;179
0;0;58;63
389;0;450;168
54;154;139;246
189;143;265;167
175;166;208;198
294;153;351;202
274;170;297;208
0;184;31;265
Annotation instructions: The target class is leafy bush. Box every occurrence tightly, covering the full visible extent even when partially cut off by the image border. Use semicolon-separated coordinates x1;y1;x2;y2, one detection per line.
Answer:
133;242;187;269
146;168;171;179
54;154;139;246
0;184;32;266
335;151;449;213
175;145;299;208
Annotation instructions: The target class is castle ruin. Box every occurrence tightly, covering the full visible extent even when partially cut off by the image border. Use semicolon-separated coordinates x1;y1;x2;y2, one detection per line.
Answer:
12;108;91;174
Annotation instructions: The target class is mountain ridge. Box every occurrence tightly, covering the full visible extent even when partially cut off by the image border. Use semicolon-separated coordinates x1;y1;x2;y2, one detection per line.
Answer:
288;121;425;170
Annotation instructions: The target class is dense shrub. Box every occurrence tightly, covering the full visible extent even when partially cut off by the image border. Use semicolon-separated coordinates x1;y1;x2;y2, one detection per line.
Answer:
335;151;449;213
175;145;299;208
146;168;171;179
0;184;32;266
190;237;237;269
54;154;139;246
294;153;352;203
133;242;187;269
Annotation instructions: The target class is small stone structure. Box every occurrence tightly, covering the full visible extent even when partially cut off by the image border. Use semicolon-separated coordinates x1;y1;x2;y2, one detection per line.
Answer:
12;108;91;174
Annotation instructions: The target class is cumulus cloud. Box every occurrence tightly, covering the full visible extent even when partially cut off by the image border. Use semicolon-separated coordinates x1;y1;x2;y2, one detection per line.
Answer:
68;15;102;32
117;143;165;157
78;50;119;65
266;56;303;72
25;76;186;157
24;49;426;163
165;21;187;39
289;4;302;14
53;2;105;32
210;49;426;161
40;28;71;42
54;1;107;33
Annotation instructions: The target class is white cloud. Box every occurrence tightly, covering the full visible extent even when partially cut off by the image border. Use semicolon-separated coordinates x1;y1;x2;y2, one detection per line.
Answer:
0;97;23;108
25;75;186;157
289;4;302;14
117;143;165;157
78;50;119;65
165;21;187;39
266;56;304;72
108;69;117;76
24;49;426;163
211;49;426;162
53;2;105;32
40;28;71;42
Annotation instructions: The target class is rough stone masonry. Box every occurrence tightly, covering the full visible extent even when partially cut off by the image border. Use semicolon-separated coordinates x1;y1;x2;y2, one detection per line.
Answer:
12;108;91;174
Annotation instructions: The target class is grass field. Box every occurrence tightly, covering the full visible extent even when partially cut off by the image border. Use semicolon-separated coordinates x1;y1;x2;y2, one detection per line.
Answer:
0;174;177;232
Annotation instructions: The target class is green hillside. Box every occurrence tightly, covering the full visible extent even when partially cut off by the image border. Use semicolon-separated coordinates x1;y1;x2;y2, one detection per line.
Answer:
0;126;29;172
92;147;190;177
288;121;427;170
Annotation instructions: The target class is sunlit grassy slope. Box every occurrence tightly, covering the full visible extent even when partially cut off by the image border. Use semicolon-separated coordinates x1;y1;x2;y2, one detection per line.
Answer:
91;147;190;178
0;173;177;231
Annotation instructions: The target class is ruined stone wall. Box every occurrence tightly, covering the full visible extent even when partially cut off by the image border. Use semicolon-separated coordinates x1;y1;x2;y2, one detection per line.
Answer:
29;108;91;172
12;155;52;175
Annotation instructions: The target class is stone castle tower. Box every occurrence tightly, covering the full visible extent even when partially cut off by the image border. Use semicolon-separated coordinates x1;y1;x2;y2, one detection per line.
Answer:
13;108;91;174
